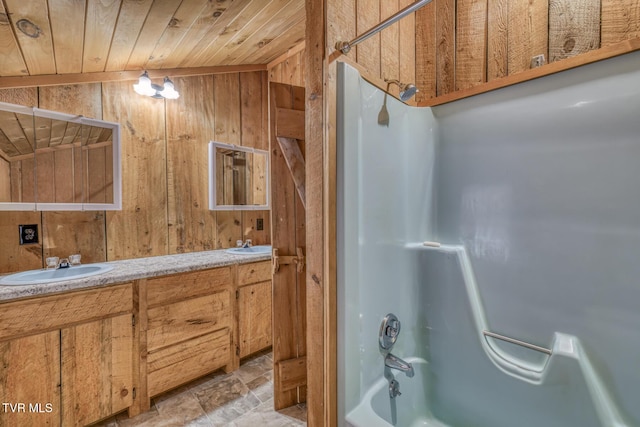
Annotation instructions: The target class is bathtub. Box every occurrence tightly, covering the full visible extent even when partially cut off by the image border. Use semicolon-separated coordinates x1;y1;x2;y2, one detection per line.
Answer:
346;358;449;427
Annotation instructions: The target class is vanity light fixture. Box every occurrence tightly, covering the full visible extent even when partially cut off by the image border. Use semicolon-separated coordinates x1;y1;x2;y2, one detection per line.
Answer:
133;71;180;99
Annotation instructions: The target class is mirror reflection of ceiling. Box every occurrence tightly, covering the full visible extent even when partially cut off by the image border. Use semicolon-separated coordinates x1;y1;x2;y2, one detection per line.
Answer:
0;110;113;159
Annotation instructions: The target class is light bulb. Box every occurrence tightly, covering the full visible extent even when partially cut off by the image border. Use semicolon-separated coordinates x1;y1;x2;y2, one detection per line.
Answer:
133;71;156;97
159;77;180;99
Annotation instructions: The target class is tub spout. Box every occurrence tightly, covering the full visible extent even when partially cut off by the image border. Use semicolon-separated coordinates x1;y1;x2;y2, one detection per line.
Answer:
385;353;414;378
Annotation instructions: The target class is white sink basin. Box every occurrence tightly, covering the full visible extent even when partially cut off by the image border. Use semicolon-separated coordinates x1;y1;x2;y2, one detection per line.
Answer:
226;245;272;255
0;263;114;286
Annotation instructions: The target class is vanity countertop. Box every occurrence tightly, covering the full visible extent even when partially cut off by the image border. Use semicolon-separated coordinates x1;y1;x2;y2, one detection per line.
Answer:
0;249;271;302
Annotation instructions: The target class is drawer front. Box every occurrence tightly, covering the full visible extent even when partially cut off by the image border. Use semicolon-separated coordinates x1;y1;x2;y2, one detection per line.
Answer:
0;283;132;341
147;291;231;352
147;328;230;397
147;267;231;307
238;261;271;286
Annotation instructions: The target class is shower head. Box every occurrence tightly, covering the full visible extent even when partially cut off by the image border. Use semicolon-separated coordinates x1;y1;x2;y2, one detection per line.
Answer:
385;79;420;102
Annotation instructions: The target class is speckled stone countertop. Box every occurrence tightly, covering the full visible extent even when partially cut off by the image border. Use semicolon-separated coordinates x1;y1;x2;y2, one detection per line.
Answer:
0;249;271;302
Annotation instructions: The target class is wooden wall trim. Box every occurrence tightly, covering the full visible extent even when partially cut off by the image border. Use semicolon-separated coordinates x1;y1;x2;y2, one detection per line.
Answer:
0;64;267;89
268;41;307;70
419;36;640;107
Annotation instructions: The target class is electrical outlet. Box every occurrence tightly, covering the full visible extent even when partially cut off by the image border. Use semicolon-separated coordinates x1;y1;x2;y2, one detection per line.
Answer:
531;54;546;69
19;224;39;245
257;218;264;231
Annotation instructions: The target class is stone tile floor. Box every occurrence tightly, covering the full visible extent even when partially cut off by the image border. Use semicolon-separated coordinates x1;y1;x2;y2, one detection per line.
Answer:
96;351;306;427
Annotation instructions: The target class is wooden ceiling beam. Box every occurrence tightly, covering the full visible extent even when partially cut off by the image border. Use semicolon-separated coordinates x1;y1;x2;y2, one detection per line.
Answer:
0;64;267;89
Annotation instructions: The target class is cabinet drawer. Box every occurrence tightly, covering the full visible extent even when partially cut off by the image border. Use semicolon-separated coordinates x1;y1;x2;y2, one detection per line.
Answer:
147;291;231;352
0;283;132;341
238;261;271;286
147;328;230;397
147;267;231;307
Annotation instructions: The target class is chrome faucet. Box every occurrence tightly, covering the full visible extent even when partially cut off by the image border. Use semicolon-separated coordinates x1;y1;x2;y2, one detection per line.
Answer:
236;239;253;248
385;353;414;378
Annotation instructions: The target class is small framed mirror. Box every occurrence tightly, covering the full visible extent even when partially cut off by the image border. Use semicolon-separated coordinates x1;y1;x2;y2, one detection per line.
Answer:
0;101;121;211
208;141;269;210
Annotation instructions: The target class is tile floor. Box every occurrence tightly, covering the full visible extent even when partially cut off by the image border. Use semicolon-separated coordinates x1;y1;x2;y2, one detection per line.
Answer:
96;351;306;427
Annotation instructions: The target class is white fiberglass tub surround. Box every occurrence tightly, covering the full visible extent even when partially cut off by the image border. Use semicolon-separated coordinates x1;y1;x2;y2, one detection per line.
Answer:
337;51;640;427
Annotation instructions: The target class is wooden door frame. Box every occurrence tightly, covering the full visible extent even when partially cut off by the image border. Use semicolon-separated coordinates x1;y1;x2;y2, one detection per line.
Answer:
304;0;337;426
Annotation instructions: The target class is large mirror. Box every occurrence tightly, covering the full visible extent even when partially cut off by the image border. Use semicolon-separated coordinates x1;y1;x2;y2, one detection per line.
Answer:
0;101;121;211
208;141;269;210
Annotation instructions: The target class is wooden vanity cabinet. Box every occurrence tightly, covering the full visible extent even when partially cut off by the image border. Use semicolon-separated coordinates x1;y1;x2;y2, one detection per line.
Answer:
145;268;234;397
0;284;135;427
237;261;272;358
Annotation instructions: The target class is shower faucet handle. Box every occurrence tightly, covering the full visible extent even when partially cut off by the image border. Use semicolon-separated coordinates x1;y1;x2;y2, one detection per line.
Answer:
379;313;401;350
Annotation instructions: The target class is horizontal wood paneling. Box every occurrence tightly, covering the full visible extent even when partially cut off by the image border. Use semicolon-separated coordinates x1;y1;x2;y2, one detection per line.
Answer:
147;328;230;397
0;283;132;341
147;291;231;352
146;268;232;308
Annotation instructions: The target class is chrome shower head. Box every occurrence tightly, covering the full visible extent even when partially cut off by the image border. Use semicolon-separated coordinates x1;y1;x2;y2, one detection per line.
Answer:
384;79;419;102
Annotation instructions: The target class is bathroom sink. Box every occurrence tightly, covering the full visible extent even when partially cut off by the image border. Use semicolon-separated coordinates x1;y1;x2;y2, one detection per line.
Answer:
0;263;114;286
226;245;272;255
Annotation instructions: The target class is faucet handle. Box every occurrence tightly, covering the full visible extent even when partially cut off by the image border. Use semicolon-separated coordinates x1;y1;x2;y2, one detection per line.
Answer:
379;313;401;350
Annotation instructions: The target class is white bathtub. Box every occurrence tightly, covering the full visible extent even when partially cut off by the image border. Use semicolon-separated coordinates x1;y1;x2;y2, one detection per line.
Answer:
346;358;449;427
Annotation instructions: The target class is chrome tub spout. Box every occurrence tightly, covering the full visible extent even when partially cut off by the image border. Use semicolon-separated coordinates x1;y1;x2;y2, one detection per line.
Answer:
385;353;414;378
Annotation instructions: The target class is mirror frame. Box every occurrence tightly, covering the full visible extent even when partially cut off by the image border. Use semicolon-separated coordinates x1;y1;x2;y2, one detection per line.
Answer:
208;141;270;211
0;101;122;211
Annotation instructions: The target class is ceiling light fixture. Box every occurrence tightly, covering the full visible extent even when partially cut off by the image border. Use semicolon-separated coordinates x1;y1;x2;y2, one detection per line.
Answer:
133;71;180;99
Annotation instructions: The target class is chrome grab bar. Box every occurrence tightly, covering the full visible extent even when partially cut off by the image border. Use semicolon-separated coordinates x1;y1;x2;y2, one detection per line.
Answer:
483;330;552;355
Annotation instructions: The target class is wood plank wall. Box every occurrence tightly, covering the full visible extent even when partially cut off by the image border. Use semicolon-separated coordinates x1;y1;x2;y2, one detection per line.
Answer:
269;50;307;86
416;0;640;103
0;72;271;274
327;0;417;102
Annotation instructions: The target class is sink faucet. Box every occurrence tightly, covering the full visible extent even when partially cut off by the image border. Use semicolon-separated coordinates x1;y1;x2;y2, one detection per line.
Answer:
385;353;414;378
236;239;253;248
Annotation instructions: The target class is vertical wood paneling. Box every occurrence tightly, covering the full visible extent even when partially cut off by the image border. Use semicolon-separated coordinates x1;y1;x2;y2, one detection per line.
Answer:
0;331;60;427
103;81;168;260
240;72;266;150
35;151;55;203
601;0;640;46
0;159;10;202
216;211;242;248
487;0;508;80
53;150;74;203
399;0;416;105
416;1;437;101
82;0;121;73
0;88;41;273
48;0;86;74
214;74;241;146
166;75;217;254
42;211;106;263
356;0;381;78
38;83;107;264
456;0;487;90
270;82;299;409
436;0;456;95
242;210;271;245
549;0;601;62
381;0;400;89
4;0;56;75
508;0;549;74
269;51;306;86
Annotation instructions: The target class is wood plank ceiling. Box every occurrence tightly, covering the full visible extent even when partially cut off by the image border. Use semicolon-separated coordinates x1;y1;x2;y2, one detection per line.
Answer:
0;0;306;77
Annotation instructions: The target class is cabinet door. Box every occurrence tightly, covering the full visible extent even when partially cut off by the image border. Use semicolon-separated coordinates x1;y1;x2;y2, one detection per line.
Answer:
238;280;272;358
61;314;133;426
0;331;60;427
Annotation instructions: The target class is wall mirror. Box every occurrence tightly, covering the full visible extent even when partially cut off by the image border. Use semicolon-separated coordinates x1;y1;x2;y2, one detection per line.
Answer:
0;101;121;211
208;141;269;210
